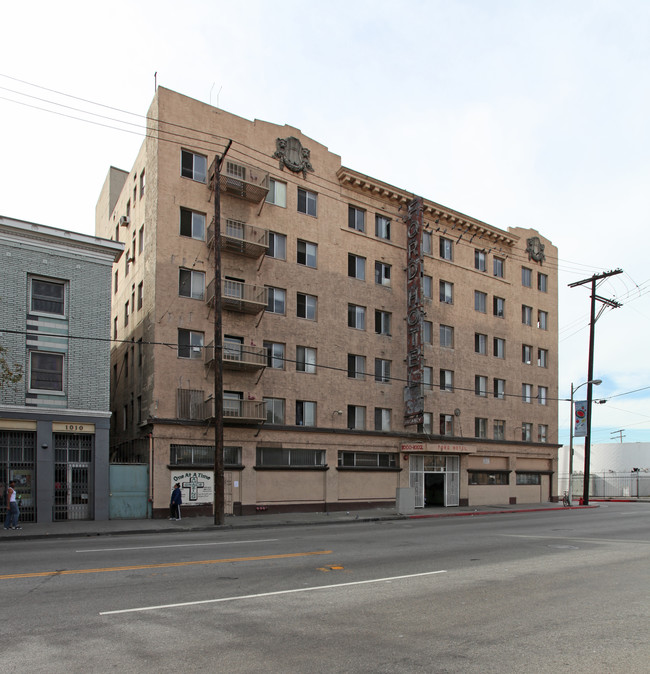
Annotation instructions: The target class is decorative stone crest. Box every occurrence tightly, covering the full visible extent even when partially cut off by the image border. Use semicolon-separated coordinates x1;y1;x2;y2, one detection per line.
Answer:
273;136;314;178
526;236;546;263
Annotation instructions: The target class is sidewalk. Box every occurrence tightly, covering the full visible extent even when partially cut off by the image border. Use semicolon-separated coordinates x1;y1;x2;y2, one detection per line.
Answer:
1;501;604;541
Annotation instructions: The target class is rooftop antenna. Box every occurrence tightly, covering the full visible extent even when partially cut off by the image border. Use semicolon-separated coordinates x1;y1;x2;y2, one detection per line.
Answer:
154;71;157;91
210;82;215;106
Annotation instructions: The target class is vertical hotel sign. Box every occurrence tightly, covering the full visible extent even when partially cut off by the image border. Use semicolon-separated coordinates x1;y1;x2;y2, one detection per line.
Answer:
404;197;424;426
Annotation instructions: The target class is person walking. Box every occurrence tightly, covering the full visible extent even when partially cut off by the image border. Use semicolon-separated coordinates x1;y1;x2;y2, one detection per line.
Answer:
4;480;21;530
169;483;182;520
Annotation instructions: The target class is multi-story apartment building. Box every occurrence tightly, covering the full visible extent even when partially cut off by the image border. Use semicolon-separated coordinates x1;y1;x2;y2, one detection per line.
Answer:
96;87;558;517
0;216;123;522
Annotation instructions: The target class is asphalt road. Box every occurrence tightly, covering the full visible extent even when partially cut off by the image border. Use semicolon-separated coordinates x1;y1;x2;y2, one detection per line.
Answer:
1;503;648;673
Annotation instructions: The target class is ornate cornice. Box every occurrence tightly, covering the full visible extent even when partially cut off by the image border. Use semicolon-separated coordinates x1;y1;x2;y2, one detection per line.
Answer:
336;167;517;248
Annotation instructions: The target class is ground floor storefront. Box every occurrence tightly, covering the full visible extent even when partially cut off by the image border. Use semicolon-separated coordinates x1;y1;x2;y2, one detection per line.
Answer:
120;424;559;519
0;411;111;523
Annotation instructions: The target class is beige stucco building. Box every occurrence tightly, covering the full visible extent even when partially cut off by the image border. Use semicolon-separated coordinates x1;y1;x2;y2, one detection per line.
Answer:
96;87;559;517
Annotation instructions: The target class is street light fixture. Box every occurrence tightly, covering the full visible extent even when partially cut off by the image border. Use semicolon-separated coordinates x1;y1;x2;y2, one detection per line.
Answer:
568;379;602;505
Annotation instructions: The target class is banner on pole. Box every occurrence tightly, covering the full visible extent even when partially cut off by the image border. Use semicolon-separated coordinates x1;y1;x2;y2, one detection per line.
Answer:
574;400;588;437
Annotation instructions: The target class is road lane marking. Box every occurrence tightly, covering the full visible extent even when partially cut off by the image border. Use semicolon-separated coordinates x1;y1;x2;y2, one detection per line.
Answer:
76;538;279;553
99;570;448;615
0;550;332;581
500;534;650;545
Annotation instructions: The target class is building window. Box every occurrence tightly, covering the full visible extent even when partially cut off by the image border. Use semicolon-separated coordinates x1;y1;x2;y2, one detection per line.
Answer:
422;231;432;255
29;352;64;392
522;423;533;442
423;413;433;434
538;386;548;406
423;275;433;299
517;472;541;485
297;188;317;216
494;419;505;440
494;378;505;399
538;348;548;368
538;310;548;330
264;341;285;369
375;358;391;384
297;293;317;320
475;375;488;397
297;240;317;268
522;305;533;326
522;344;533;365
296;346;317;373
493;296;505;318
296;400;316;426
31;278;65;315
266;287;286;314
178;329;204;359
475;291;487;313
493;337;505;359
538;425;548;443
374;408;391;431
440;369;454;392
423;366;433;390
181;149;207;183
138;225;144;254
124;300;130;326
347;406;366;430
348;205;365;232
339;451;396;468
375;215;391;240
179;269;205;300
170;444;238;466
264;397;285;425
423;320;433;344
522;267;532;288
348;254;366;280
475;333;487;355
375;261;391;287
440;414;453;436
113;317;118;340
114;271;118;295
440;324;454;348
266;178;287;207
474;250;486;272
522;383;533;403
469;472;509;486
493;257;505;278
475;417;488;438
347;354;365;379
440;237;453;261
439;281;453;304
256;447;325;467
348;304;366;330
375;310;391;335
538;273;548;292
267;232;287;260
180;208;206;240
140;169;145;198
137;282;143;310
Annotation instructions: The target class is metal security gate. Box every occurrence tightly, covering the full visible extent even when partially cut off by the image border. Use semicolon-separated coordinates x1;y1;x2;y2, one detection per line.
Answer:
409;454;460;508
109;464;149;519
0;431;36;523
54;434;93;521
225;470;233;515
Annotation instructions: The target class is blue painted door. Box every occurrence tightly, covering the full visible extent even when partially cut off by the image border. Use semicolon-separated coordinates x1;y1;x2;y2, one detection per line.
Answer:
109;465;149;519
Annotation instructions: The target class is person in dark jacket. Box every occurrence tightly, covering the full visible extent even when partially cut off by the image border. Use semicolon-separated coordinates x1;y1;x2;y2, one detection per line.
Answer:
169;483;182;520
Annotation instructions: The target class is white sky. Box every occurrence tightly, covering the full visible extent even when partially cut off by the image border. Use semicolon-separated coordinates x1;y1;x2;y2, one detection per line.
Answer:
2;0;649;449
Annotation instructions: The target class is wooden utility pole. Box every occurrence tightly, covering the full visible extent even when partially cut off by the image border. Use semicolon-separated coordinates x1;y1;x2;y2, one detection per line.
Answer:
213;141;232;526
568;269;622;505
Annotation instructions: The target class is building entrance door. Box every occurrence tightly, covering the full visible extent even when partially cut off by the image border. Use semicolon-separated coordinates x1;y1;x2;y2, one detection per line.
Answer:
409;454;460;507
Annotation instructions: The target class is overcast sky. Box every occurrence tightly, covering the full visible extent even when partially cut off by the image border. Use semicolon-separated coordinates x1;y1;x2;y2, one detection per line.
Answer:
2;0;649;451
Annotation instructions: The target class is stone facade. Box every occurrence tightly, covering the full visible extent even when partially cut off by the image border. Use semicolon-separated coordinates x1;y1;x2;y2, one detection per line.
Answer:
0;216;123;522
96;88;559;517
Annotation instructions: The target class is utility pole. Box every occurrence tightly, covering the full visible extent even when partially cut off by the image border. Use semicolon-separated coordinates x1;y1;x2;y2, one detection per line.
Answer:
568;269;622;505
610;429;625;443
212;141;232;526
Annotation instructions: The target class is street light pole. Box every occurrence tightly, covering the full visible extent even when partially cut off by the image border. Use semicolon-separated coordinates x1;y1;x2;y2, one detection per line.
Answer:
568;378;601;506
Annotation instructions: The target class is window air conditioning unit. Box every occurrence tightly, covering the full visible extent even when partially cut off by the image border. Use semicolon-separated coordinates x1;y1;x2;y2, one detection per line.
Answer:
119;216;131;226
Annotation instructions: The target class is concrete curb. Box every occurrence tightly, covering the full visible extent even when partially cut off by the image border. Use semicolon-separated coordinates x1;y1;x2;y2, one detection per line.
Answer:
408;504;599;519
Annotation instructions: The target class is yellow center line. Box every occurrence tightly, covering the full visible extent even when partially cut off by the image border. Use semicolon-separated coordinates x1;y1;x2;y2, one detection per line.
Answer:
0;550;333;580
